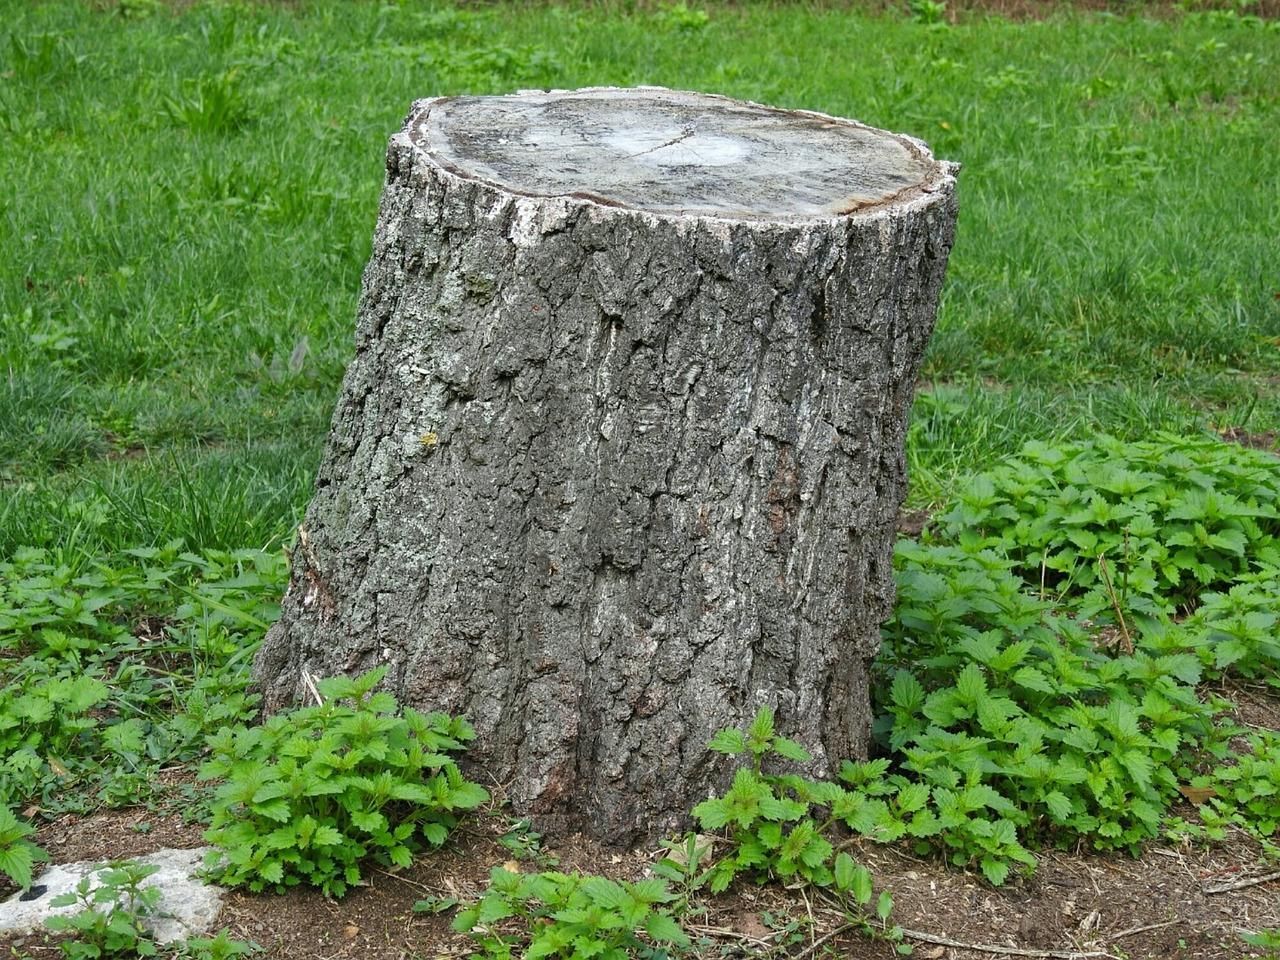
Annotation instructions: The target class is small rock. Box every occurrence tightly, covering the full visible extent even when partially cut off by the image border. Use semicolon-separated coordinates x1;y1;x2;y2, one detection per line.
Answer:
0;848;224;944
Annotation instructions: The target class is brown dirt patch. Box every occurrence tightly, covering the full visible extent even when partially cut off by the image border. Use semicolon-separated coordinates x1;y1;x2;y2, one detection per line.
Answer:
1220;427;1280;456
5;794;1279;959
897;508;932;539
1218;678;1280;733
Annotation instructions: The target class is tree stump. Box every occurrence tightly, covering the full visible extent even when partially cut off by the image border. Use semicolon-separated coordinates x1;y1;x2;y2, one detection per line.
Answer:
253;87;958;844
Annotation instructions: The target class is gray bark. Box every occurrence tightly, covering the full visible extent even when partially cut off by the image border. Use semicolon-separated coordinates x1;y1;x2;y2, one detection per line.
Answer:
253;87;958;845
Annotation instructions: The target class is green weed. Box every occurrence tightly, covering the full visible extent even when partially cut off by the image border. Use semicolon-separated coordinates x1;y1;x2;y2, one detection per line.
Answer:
0;803;47;891
47;861;163;960
200;668;488;897
0;544;282;811
691;710;910;945
450;867;690;960
44;860;259;960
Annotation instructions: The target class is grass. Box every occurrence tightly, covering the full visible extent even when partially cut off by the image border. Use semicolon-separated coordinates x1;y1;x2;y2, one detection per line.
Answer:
1;0;1277;550
3;9;1279;955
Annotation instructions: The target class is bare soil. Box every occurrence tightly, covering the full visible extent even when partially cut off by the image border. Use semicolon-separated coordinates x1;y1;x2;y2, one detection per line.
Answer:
4;782;1279;960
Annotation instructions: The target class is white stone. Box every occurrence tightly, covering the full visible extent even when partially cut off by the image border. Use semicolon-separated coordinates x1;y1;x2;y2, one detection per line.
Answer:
0;847;224;944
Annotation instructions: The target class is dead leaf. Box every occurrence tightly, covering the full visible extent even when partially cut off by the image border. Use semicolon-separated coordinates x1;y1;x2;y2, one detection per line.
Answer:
1178;785;1217;804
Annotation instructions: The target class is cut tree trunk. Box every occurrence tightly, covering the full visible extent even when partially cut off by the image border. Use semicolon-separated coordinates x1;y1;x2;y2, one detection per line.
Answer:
253;87;959;844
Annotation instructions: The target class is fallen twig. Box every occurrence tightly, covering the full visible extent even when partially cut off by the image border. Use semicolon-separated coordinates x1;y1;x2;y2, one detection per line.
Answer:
370;866;435;892
1103;919;1182;942
1203;868;1280;895
899;928;1117;959
794;922;853;959
684;923;774;948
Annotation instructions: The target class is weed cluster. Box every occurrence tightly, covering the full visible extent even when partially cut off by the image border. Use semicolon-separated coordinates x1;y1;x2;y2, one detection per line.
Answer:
873;434;1280;879
3;431;1278;958
451;868;689;959
200;668;488;897
44;860;257;960
0;544;280;810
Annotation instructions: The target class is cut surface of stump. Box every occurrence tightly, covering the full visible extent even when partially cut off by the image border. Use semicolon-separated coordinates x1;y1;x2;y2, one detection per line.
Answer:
417;88;942;218
254;86;959;844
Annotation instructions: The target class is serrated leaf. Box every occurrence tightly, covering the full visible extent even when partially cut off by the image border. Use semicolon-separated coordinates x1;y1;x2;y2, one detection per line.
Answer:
349;809;387;833
0;845;35;890
980;855;1009;886
645;911;690;946
692;797;729;830
1044;790;1073;821
421;822;449;846
447;781;489;809
582;876;630;910
312;825;343;847
708;728;746;755
955;664;988;704
891;671;926;712
772;736;812;763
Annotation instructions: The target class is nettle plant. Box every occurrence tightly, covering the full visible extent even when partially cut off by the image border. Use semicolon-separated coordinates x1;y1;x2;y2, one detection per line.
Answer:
43;860;258;960
691;710;907;944
0;544;280;811
868;434;1280;880
0;802;47;891
200;668;488;897
46;861;162;960
451;867;690;960
935;434;1280;622
1168;732;1280;856
880;541;1219;865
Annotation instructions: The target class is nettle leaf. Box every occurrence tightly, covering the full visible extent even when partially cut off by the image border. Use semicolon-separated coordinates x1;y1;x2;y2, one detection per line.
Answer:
748;707;776;750
476;892;515;924
980;855;1010;886
890;671;926;713
1010;666;1056;694
772;736;812;763
758;794;807;822
0;843;37;891
692;797;730;830
582;876;631;911
955;664;988;704
644;912;689;946
447;780;490;809
102;719;146;757
1043;790;1074;821
252;799;292;823
894;782;930;815
708;728;746;755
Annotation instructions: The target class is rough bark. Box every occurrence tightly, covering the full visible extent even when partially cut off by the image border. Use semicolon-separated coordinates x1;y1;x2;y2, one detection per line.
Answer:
253;87;958;845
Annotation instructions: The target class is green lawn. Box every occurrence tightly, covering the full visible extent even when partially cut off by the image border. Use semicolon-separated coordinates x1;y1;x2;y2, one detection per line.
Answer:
2;0;1277;556
3;6;1280;946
